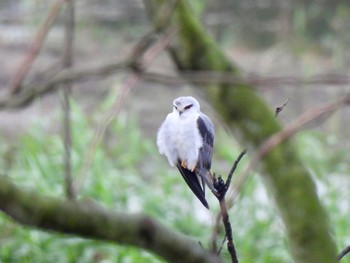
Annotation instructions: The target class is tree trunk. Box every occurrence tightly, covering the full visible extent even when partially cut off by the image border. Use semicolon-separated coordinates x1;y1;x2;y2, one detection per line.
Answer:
147;1;338;262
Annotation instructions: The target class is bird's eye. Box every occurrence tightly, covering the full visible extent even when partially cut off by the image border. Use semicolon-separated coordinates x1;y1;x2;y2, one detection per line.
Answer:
184;104;193;110
174;105;178;110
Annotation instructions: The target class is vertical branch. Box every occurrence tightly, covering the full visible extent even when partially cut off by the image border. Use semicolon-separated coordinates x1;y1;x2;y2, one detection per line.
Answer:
213;151;246;263
62;0;75;199
219;199;238;263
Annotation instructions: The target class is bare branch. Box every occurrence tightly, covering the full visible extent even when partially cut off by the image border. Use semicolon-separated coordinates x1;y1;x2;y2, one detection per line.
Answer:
212;151;246;263
142;71;350;88
3;66;350;111
62;0;75;200
0;0;179;111
9;0;65;94
0;60;132;109
338;245;350;261
275;98;289;117
227;93;350;207
0;177;222;263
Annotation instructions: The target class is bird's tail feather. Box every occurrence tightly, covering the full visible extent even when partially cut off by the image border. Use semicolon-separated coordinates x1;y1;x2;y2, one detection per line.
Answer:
177;164;209;209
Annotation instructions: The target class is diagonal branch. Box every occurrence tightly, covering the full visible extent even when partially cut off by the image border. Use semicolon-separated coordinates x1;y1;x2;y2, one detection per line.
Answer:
338;245;350;261
0;0;179;112
0;176;222;263
10;0;66;94
227;93;350;207
211;94;350;257
0;60;132;109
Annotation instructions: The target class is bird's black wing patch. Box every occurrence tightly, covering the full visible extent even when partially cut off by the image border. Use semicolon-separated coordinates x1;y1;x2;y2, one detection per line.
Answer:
197;115;214;171
177;162;209;209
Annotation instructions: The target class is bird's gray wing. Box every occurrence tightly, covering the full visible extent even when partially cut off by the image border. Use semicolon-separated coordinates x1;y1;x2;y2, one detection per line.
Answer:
195;113;216;198
197;113;214;171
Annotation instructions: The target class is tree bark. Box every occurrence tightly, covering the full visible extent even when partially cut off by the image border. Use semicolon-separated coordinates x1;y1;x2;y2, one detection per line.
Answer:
147;1;338;262
0;177;222;263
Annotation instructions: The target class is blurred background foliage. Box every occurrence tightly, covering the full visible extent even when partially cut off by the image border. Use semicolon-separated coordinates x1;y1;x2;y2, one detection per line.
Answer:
1;101;350;262
0;0;350;262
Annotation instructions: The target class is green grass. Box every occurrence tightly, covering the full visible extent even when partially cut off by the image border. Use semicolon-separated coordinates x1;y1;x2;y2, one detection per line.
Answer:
0;101;350;262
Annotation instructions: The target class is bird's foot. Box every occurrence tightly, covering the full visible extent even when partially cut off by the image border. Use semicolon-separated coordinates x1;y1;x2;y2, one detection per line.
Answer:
181;160;188;169
181;160;197;172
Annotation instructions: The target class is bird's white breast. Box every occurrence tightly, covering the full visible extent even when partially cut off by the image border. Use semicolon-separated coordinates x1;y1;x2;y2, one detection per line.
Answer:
157;110;204;170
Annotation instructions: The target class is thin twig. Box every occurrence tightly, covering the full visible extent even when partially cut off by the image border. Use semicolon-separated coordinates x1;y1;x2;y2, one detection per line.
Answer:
225;150;247;190
0;0;180;111
62;0;75;200
10;0;65;94
338;245;350;261
275;98;289;117
219;199;238;263
213;152;246;263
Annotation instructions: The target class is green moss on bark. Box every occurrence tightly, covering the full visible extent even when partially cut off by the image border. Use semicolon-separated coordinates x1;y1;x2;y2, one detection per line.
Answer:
150;0;338;262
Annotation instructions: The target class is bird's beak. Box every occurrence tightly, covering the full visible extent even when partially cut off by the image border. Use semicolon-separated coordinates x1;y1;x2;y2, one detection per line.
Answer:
179;110;183;116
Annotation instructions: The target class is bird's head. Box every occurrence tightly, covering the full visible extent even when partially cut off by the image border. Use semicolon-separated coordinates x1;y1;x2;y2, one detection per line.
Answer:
173;96;200;117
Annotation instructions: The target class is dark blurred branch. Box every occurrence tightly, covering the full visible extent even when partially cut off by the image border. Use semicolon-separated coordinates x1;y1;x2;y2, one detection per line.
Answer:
9;0;65;94
142;71;350;88
62;0;75;200
3;67;350;111
0;0;179;111
0;60;132;109
213;151;246;263
275;98;289;117
0;177;222;263
338;245;350;261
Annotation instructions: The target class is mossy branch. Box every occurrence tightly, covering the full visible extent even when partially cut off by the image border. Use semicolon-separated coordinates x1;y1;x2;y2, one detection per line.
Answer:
148;0;339;262
0;177;222;263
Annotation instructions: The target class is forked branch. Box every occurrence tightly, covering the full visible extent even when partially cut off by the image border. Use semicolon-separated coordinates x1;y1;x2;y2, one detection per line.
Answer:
212;150;247;263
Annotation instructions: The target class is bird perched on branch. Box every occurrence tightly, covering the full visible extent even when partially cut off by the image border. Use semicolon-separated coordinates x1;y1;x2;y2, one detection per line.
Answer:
157;96;215;209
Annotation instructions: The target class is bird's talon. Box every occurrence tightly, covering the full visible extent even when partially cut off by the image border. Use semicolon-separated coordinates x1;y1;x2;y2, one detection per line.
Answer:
181;160;188;169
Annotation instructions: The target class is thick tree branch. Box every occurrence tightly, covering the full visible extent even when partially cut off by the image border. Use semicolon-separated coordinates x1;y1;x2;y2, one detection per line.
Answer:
0;177;222;263
148;1;339;262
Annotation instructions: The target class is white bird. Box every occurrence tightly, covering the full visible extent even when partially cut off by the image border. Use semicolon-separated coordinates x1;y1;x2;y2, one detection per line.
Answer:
157;96;215;209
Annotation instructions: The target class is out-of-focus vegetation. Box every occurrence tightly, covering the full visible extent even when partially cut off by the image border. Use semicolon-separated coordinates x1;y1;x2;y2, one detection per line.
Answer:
0;0;349;262
205;0;350;53
0;97;349;262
